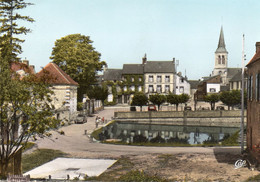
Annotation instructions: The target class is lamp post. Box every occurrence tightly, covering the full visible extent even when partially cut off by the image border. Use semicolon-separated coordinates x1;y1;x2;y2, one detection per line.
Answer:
240;34;245;153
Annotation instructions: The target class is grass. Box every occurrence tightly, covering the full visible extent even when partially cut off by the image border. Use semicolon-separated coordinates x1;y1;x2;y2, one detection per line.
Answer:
22;149;67;173
246;174;260;182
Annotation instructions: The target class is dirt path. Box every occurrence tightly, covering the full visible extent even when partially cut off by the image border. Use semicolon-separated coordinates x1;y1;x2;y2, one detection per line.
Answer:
25;106;259;181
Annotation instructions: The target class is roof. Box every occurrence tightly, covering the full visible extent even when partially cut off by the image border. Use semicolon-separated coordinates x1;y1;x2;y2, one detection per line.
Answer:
37;63;78;86
122;64;143;74
227;68;241;78
144;61;175;73
229;68;248;82
188;80;200;89
11;61;35;74
203;75;221;84
103;69;122;81
215;26;228;53
247;50;260;66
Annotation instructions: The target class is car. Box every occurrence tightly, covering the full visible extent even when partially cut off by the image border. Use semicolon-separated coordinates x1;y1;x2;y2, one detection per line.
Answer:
184;106;192;111
148;104;157;111
75;114;87;124
130;106;136;111
216;106;225;110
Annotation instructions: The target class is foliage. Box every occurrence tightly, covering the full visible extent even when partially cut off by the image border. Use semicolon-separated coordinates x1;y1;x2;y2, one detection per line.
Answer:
0;1;60;177
131;92;148;111
150;135;165;143
87;85;108;108
167;93;189;111
22;149;66;173
50;34;106;102
118;170;168;182
204;93;219;110
220;90;241;110
149;93;166;111
0;0;34;62
221;130;239;145
133;134;148;143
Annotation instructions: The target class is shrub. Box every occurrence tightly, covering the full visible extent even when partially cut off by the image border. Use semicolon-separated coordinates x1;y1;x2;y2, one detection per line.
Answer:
150;135;165;143
133;134;148;143
118;170;168;182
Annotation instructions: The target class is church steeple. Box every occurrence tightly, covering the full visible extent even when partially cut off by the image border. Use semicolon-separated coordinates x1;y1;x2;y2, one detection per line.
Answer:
215;26;228;53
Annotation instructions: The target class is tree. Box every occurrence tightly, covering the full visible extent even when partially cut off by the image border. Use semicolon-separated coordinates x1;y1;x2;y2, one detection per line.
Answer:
179;94;190;106
149;93;166;111
87;85;108;109
0;1;59;178
167;93;179;111
50;34;106;102
131;92;148;111
204;94;219;110
220;90;241;110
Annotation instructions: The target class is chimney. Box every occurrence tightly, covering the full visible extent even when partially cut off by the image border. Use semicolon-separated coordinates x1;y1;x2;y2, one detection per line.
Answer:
23;60;29;66
142;54;147;64
256;42;260;53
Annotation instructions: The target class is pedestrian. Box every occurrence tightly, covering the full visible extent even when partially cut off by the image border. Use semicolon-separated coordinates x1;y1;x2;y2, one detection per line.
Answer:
95;116;99;128
102;117;105;124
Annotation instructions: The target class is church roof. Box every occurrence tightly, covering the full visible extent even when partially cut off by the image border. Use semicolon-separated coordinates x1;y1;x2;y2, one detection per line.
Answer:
215;26;228;53
227;68;241;78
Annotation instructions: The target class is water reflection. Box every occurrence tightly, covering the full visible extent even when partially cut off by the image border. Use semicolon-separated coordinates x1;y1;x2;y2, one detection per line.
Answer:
99;122;239;144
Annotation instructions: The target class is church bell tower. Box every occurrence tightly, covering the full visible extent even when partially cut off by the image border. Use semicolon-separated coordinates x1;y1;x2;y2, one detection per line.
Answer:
212;26;228;78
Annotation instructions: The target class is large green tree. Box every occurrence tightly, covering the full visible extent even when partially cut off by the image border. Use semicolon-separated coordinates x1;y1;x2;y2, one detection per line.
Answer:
149;93;166;111
0;0;59;178
204;94;219;110
131;92;148;111
167;93;180;111
220;90;241;110
50;34;106;102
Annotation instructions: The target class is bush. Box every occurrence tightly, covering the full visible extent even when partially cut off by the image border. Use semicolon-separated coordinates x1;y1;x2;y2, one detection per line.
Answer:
150;135;165;143
133;134;148;143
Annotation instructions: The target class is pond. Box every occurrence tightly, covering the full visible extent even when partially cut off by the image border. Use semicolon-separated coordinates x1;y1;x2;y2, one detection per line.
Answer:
99;122;239;144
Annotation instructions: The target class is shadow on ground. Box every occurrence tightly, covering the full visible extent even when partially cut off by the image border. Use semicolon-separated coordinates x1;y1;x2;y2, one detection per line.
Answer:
213;147;242;165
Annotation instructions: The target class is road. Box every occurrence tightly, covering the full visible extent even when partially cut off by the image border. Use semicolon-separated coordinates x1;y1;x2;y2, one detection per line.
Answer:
28;106;241;159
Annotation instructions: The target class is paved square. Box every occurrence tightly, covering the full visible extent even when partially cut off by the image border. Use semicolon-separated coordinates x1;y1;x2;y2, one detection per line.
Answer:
24;158;117;180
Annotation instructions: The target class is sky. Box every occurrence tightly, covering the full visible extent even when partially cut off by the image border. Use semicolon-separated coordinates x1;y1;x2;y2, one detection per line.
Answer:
18;0;260;80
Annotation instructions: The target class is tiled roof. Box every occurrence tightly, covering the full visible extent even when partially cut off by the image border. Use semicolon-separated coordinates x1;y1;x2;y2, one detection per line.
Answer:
144;61;175;73
11;62;35;74
103;69;122;81
247;50;260;66
37;63;78;86
122;64;143;74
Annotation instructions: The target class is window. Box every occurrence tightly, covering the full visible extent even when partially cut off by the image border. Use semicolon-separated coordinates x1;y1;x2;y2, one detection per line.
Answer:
149;75;154;82
179;86;184;93
149;85;154;93
138;86;142;92
256;73;260;101
157;75;162;83
222;55;225;64
248;75;253;100
218;55;221;64
131;77;134;82
180;78;184;83
157;85;162;93
131;85;135;91
210;88;216;93
165;85;170;93
124;86;127;91
165;75;170;83
139;77;142;82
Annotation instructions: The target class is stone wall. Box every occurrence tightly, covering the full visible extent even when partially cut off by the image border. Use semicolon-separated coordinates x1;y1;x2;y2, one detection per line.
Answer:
114;110;246;128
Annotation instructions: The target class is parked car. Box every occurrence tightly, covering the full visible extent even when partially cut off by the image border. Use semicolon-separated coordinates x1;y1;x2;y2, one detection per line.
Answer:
130;106;136;111
184;106;192;111
75;114;87;124
148;104;157;111
216;106;225;110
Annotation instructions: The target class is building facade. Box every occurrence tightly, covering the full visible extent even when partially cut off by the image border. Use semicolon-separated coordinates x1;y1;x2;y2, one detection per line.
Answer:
246;42;260;161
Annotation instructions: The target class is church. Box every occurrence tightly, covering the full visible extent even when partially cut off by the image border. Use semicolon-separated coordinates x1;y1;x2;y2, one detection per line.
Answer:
211;26;241;86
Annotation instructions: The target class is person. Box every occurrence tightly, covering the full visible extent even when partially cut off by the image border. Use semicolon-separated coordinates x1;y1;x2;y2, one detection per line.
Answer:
101;117;105;124
95;116;99;128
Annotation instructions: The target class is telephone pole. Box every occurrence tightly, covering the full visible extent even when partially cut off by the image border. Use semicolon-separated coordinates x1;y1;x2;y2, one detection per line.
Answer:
241;34;245;153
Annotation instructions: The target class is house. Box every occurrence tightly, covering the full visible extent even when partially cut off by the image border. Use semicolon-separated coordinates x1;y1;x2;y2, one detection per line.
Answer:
194;75;222;101
103;68;123;103
175;73;190;95
246;42;260;161
188;80;200;100
143;55;176;96
37;62;79;122
229;69;247;90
